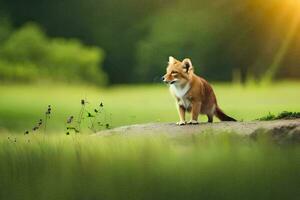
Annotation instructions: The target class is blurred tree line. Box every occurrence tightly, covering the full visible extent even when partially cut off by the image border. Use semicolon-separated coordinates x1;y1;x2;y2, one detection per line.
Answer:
0;0;299;84
0;21;106;84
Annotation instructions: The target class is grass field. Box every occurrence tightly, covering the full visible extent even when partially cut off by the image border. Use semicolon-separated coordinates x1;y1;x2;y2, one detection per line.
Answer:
0;81;299;133
0;133;299;200
0;82;299;200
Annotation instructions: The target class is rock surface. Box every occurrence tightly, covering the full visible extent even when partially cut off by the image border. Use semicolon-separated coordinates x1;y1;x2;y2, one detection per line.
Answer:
95;119;300;142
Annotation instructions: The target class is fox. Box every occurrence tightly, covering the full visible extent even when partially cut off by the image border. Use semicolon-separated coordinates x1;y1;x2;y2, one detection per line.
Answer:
162;56;236;125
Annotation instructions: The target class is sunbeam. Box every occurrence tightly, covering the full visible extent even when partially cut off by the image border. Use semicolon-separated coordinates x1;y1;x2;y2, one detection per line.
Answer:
263;0;300;83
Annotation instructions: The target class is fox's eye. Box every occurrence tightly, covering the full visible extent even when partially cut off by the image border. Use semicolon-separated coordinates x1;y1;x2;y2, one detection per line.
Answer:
171;71;178;75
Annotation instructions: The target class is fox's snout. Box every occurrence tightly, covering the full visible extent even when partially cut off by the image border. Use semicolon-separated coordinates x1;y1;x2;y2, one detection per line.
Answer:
161;74;177;84
161;75;168;83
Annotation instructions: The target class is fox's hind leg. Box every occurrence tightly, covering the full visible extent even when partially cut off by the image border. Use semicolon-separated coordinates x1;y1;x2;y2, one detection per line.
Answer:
207;114;213;123
207;105;215;123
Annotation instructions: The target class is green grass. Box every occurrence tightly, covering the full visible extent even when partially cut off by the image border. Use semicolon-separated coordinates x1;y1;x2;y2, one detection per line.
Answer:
257;111;300;121
0;82;299;200
0;81;299;133
0;133;299;200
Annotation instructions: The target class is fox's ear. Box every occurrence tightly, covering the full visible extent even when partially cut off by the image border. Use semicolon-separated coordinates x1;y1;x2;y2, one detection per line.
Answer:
168;56;176;65
182;58;193;73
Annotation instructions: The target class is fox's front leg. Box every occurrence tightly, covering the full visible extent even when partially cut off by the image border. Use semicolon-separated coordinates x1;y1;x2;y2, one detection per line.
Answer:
176;104;186;125
189;102;201;124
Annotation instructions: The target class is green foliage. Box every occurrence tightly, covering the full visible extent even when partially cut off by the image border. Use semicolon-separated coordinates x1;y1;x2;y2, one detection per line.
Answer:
135;0;269;82
1;23;48;62
0;60;39;82
258;111;300;121
46;38;107;85
0;17;12;43
257;112;276;121
276;111;300;119
1;0;300;83
0;23;107;85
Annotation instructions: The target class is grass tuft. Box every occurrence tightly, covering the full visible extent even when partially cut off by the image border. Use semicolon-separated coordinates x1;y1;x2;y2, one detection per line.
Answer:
258;111;300;121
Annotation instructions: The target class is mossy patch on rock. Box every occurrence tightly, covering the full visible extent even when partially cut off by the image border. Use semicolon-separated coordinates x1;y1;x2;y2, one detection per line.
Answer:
257;111;300;121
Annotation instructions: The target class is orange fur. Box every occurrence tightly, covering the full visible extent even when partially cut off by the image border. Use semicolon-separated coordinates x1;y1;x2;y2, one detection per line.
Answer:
163;56;236;125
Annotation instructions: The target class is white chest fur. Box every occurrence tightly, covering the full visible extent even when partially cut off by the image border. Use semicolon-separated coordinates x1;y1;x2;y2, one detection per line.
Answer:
170;83;191;109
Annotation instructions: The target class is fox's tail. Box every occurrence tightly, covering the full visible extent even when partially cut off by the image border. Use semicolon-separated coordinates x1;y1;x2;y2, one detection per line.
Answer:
215;106;237;121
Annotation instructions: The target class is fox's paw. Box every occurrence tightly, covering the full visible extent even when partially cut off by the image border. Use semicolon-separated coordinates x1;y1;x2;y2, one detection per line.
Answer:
188;120;199;125
176;121;186;126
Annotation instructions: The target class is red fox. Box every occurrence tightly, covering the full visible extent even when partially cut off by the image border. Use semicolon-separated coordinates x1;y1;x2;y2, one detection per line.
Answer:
162;56;236;125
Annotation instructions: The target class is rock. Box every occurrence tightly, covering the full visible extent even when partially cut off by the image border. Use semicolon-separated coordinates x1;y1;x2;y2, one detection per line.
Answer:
94;119;300;142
